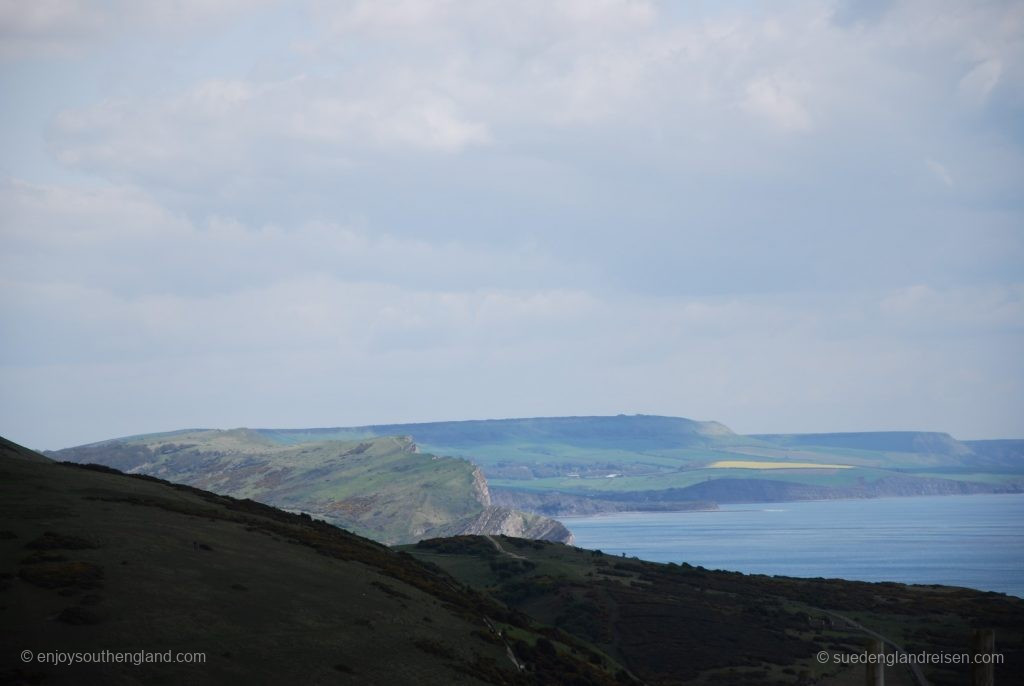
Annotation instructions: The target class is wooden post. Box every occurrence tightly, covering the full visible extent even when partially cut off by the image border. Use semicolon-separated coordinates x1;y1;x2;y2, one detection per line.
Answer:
970;629;995;686
866;638;884;686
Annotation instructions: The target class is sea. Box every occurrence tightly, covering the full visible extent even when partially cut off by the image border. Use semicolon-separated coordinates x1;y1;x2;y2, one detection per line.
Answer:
562;493;1024;598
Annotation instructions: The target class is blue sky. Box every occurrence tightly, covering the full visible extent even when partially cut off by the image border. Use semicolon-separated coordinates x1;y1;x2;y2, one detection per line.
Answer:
1;0;1022;449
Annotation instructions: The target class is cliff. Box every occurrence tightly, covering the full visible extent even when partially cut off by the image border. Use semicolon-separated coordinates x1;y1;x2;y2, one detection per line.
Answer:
445;506;575;544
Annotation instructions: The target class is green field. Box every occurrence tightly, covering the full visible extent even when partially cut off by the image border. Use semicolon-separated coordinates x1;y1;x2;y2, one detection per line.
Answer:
51;415;1024;520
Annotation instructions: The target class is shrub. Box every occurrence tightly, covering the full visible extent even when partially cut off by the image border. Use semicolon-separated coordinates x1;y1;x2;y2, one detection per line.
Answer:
57;606;102;625
25;531;98;550
19;561;104;589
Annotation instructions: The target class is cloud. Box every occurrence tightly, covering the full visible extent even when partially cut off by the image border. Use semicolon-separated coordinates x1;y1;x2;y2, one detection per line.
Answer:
878;283;1024;333
48;74;491;190
0;0;275;58
925;158;954;187
0;179;581;298
742;76;812;132
3;267;1021;447
2;0;1023;447
958;58;1003;106
37;0;1021;199
0;0;111;58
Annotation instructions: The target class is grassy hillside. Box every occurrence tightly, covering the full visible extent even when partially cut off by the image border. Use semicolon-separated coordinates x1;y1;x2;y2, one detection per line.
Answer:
257;415;737;450
256;415;747;470
749;431;973;456
6;436;1020;685
401;535;1024;686
50;417;1024;518
46;431;571;545
0;437;629;685
963;439;1024;470
254;416;1024;512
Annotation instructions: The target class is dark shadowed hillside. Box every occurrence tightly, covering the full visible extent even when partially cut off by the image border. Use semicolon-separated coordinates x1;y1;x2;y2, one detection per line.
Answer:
0;437;621;685
402;535;1024;686
3;436;1021;685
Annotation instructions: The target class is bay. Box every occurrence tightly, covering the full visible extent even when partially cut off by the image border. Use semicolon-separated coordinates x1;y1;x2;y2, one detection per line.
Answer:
563;493;1024;598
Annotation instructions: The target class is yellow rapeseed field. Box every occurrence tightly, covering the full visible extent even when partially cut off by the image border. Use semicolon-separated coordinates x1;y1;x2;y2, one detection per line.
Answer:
707;460;852;470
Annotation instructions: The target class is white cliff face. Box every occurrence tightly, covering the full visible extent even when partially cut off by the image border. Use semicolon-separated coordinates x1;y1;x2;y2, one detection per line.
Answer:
459;466;573;543
471;466;492;507
451;506;574;545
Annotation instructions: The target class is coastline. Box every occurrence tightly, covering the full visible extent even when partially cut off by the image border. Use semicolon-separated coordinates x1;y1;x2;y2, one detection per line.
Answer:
556;490;1024;519
561;492;1024;598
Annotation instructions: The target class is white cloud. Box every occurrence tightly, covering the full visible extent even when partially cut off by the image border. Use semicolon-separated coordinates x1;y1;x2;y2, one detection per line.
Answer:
36;0;1018;190
0;0;108;57
3;270;1022;447
958;58;1002;106
879;283;1024;332
2;0;1023;446
742;76;812;132
925;158;954;187
49;74;491;186
28;0;1019;200
0;179;190;246
0;0;276;58
0;179;578;297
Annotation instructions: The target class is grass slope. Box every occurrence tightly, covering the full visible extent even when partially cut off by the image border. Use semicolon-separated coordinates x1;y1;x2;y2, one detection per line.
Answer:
256;415;1024;470
46;431;519;545
52;417;1024;515
317;416;1022;503
0;438;630;685
7;435;1019;685
402;535;1024;686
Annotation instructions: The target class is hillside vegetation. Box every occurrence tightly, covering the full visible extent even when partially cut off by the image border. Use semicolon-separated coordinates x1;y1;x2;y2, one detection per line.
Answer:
0;437;621;685
46;431;570;545
253;416;1024;514
401;535;1023;686
47;416;1024;521
4;436;1020;685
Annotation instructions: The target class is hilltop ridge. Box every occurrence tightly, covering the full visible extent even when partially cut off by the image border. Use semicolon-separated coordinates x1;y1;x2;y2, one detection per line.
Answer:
47;415;1024;522
47;430;571;545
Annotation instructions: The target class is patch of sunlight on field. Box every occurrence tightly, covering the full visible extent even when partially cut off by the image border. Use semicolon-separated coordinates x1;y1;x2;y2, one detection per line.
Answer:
707;460;853;470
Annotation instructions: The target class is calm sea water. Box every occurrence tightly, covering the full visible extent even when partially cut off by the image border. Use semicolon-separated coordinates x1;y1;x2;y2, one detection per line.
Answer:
563;493;1024;598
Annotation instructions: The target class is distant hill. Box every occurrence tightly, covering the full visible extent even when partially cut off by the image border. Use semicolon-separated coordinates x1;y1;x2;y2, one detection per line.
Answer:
749;431;973;456
4;436;1022;685
248;414;1017;470
47;430;571;545
243;415;1024;513
963;439;1024;469
48;416;1024;520
257;414;735;449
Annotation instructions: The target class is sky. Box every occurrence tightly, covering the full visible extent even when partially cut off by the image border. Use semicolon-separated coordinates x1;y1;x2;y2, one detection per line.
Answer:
1;0;1022;449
